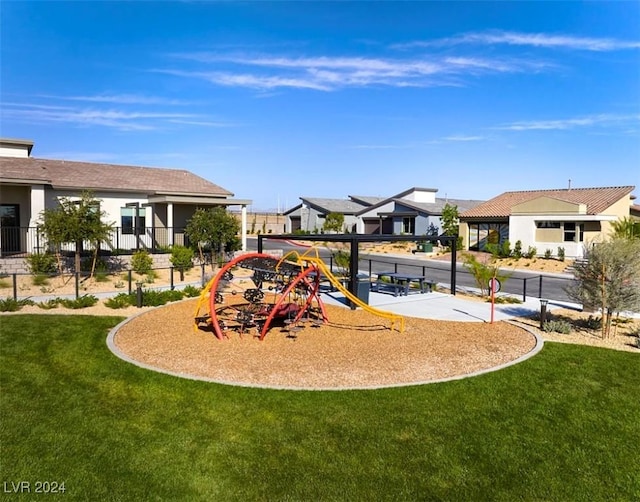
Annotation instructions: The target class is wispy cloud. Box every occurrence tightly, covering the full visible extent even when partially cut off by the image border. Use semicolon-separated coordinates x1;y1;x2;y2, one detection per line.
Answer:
39;93;195;106
395;30;640;51
160;52;553;91
1;102;229;131
495;113;640;131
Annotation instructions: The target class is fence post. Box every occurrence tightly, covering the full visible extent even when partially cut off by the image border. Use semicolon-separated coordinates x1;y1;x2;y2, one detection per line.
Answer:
12;273;17;301
170;267;174;290
522;277;527;302
538;275;543;299
201;263;206;287
128;270;132;294
75;272;80;300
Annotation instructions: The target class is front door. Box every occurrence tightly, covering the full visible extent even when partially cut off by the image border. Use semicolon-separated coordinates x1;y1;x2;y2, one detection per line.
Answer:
0;204;20;253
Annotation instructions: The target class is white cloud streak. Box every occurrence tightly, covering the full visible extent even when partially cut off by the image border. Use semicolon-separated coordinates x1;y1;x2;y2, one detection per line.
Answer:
40;93;195;106
2;102;229;131
495;114;640;131
160;52;553;91
395;30;640;51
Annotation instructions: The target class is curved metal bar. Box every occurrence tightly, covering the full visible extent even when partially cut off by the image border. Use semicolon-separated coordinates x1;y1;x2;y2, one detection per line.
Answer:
208;252;273;340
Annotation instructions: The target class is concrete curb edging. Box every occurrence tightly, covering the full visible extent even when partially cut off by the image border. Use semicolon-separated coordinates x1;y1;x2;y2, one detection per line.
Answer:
106;316;545;392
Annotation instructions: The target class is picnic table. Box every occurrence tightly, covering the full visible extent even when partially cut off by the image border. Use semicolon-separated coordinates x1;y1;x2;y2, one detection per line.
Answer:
371;272;436;297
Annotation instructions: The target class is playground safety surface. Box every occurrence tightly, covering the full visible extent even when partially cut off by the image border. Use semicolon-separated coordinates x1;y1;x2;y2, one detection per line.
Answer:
110;298;541;390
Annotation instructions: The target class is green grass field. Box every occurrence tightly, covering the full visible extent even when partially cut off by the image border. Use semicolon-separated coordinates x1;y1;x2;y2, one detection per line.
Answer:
1;315;639;501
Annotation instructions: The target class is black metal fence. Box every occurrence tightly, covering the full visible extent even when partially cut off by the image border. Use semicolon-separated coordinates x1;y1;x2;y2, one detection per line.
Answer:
3;241;578;305
0;226;189;257
354;256;577;304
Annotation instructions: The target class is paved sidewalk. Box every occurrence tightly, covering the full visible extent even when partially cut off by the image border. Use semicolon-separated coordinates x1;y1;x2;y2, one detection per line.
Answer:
320;289;577;323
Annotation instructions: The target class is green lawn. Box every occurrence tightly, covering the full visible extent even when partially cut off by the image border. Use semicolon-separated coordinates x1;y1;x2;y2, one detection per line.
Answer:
1;315;639;501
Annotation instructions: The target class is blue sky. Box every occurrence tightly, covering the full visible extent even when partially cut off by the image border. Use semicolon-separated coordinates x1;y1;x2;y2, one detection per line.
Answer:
1;1;639;211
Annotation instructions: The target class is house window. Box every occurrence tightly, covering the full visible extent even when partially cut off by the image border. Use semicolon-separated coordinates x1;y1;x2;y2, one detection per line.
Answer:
0;204;20;253
468;222;509;251
564;222;584;242
121;207;146;235
536;221;561;229
402;217;415;234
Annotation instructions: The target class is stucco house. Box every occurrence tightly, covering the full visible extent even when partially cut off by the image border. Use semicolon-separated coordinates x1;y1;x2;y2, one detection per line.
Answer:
458;185;638;258
284;196;385;233
355;187;484;235
284;188;483;236
0;138;251;256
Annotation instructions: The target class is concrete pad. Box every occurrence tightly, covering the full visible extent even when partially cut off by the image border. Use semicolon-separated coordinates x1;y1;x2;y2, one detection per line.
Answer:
319;290;575;323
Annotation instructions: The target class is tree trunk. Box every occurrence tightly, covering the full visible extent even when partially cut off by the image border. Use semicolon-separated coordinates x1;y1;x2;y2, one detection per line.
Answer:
75;242;82;275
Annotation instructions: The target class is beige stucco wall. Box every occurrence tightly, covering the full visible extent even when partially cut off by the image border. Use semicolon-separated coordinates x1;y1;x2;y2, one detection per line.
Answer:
512;196;585;215
458;222;469;250
535;227;562;242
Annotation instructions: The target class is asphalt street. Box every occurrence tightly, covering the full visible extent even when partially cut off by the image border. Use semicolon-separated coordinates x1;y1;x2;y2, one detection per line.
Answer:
250;237;576;303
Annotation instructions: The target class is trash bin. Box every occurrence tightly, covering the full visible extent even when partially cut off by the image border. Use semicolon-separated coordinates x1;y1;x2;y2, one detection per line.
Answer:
353;273;370;305
423;242;433;253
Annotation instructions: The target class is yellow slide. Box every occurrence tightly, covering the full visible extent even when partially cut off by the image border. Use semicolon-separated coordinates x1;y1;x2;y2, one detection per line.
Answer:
280;249;405;333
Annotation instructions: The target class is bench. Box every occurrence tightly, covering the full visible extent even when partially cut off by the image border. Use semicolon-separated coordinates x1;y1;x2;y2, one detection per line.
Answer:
370;280;405;297
372;272;436;296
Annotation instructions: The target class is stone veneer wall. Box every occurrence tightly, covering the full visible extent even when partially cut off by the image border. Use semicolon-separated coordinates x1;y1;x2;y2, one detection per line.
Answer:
0;254;173;275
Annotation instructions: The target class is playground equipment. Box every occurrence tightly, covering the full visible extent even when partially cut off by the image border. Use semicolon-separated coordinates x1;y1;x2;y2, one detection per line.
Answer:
194;249;404;340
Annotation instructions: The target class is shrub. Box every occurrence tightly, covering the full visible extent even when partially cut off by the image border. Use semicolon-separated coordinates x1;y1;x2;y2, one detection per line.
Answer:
542;319;572;334
500;240;511;258
557;247;565;262
32;274;50;286
139;289;170;307
525;246;537;259
95;272;110;283
544;249;552;260
60;295;99;309
0;297;34;312
26;252;57;274
131;250;153;274
144;271;158;284
182;285;202;297
105;293;135;309
38;298;62;310
513;240;523;259
170;245;194;280
490;296;523;304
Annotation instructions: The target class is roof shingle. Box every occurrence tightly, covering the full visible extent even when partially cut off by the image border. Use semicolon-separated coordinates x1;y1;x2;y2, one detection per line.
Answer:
0;157;233;197
460;186;635;219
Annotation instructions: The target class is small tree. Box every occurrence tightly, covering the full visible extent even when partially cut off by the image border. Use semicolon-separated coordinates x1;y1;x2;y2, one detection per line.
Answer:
462;252;511;298
170;245;194;281
185;207;240;269
566;238;640;338
323;212;345;233
440;204;461;250
38;191;114;275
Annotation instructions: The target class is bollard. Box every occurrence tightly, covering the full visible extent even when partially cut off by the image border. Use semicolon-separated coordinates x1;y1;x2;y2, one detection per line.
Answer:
136;281;143;308
539;299;548;330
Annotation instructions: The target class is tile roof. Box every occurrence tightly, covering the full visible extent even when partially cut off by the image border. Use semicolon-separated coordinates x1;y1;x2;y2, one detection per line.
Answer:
302;197;368;214
0;156;233;197
395;198;485;215
348;195;388;206
460;186;635;219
